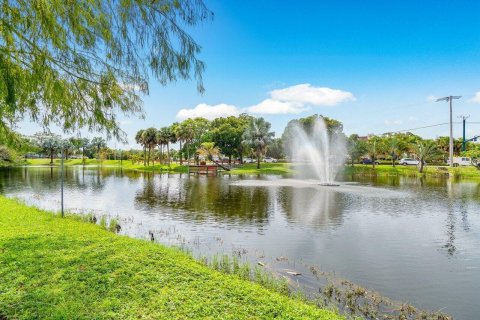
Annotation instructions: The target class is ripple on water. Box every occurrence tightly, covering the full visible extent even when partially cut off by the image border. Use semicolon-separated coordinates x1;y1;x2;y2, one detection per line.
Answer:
230;178;407;198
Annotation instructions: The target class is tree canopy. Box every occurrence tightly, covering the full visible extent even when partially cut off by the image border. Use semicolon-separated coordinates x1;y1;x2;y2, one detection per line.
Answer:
0;0;212;139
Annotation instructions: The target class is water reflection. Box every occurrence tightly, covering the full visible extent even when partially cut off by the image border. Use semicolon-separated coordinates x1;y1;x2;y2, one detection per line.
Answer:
134;174;272;225
279;187;344;228
1;167;480;319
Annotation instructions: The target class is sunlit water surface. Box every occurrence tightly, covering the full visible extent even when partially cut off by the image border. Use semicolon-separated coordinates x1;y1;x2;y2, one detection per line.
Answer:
1;167;479;319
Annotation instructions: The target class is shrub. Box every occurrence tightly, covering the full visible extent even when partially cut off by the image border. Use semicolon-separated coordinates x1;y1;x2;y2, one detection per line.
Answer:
0;145;14;162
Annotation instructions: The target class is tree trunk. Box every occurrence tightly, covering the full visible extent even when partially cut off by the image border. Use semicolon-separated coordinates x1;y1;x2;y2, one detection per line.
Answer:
351;158;354;167
257;149;261;169
372;156;376;169
167;142;170;166
50;150;54;165
418;160;424;173
392;157;395;167
143;146;146;166
159;145;163;165
179;141;183;165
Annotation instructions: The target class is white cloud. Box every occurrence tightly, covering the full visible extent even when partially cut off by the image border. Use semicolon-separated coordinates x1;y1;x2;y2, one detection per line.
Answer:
426;95;437;102
408;116;418;121
176;103;241;120
175;84;355;119
468;92;480;104
246;99;307;114
270;83;355;106
384;119;403;125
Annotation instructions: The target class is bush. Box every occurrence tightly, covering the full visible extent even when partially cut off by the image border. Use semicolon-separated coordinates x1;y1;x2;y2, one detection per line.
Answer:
0;145;14;162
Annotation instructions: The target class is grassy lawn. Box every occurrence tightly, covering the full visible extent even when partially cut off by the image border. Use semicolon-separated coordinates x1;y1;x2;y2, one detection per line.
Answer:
0;196;340;320
24;158;188;173
344;164;480;179
229;162;293;175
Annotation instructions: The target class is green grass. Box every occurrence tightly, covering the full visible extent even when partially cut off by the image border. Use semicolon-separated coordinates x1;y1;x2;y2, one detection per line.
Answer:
229;162;293;175
344;164;480;179
22;159;480;179
0;196;340;320
24;158;188;173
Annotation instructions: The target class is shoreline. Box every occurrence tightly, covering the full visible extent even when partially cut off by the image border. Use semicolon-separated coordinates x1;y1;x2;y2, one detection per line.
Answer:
0;195;340;319
6;160;480;179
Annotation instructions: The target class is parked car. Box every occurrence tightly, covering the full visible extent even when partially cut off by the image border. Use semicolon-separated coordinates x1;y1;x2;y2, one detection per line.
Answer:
399;158;419;166
263;157;277;163
243;158;254;164
361;158;379;165
447;157;473;167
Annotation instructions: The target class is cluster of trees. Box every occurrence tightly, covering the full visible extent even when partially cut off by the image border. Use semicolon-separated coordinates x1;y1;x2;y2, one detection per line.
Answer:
4;113;479;174
29;133;109;164
348;132;480;172
135;114;276;169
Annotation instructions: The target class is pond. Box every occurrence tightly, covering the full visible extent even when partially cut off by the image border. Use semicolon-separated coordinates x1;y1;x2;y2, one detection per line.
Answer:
1;166;479;319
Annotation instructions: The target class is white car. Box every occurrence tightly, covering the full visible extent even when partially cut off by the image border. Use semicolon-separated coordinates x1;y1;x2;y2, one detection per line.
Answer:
399;158;419;166
263;157;277;163
243;158;254;164
447;157;472;167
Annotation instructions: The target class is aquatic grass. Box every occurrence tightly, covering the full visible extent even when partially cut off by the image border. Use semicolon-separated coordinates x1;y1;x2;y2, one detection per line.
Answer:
0;196;341;319
204;254;291;296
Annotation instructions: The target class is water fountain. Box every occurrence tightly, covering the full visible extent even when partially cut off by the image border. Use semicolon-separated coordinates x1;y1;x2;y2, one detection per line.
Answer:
287;117;346;186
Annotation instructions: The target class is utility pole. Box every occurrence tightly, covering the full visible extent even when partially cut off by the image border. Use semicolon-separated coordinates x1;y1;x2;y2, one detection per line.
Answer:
458;115;469;152
436;96;461;167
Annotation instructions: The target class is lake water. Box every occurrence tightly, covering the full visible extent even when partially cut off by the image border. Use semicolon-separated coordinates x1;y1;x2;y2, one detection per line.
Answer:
1;166;479;319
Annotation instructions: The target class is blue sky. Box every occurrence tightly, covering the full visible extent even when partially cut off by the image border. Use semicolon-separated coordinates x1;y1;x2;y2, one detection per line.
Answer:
20;0;480;147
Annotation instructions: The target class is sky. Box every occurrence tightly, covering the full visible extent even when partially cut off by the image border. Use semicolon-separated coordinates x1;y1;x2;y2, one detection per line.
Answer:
19;0;480;148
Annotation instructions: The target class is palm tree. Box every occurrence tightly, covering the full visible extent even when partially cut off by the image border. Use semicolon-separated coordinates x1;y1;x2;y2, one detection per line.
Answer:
167;125;177;166
385;136;406;167
135;129;146;165
413;140;438;173
90;137;107;161
197;142;220;161
347;135;367;167
365;137;382;169
156;127;171;164
142;128;158;166
242;117;274;169
41;137;61;165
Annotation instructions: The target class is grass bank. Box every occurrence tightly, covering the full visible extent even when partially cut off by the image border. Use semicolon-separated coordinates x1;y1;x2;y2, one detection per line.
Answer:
344;164;480;179
0;196;340;319
229;162;292;175
24;158;188;173
21;159;480;179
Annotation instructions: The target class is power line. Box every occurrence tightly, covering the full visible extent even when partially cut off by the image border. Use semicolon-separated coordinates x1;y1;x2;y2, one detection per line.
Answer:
379;121;480;136
381;122;449;135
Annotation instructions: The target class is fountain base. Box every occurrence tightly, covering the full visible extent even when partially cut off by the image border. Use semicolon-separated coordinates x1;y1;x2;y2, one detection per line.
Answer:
318;183;340;187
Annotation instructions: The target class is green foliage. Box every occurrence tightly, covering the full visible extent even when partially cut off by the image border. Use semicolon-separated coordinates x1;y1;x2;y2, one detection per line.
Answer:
0;196;340;319
0;145;15;164
0;0;212;139
383;135;407;166
283;114;343;144
412;140;439;173
210;114;252;161
197;142;220;161
266;138;285;159
90;136;107;160
242;117;274;169
347;135;367;166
